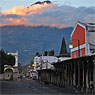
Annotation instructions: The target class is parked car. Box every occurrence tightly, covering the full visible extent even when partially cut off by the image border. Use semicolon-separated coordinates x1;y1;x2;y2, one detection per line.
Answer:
18;75;22;79
26;75;29;79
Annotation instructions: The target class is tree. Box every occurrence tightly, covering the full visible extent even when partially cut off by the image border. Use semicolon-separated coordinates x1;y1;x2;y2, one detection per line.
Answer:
0;49;15;74
44;51;48;56
36;52;39;56
60;36;67;56
6;54;15;66
49;50;55;56
0;50;6;73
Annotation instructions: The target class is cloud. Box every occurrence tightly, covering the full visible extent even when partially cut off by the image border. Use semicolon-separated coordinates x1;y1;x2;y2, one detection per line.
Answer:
0;3;95;28
4;3;55;16
1;14;20;18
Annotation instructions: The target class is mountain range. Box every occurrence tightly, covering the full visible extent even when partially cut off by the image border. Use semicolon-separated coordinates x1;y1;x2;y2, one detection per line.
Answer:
1;25;73;65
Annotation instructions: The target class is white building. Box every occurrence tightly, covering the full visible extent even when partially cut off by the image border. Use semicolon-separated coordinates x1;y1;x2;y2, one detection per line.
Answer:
34;56;58;71
1;51;19;80
34;55;71;70
34;56;42;71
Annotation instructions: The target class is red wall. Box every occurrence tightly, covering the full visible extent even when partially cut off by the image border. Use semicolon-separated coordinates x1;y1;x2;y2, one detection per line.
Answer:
71;50;79;58
71;48;85;58
82;48;85;56
71;24;86;58
72;52;74;58
71;24;85;48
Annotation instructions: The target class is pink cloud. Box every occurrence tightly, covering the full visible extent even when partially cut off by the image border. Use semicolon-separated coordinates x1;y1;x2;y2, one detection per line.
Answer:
4;3;55;16
0;3;95;28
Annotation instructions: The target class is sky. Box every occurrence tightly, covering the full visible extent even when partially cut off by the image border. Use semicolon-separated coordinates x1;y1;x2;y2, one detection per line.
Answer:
0;0;95;28
0;0;95;10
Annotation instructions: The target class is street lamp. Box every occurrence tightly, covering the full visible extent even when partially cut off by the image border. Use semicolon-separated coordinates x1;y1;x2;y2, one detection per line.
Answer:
69;39;80;58
69;43;73;49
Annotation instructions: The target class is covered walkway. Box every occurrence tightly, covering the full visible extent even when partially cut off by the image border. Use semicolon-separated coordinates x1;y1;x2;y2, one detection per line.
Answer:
38;55;95;94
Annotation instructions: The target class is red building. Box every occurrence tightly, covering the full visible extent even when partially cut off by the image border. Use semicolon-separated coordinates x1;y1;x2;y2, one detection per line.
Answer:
71;21;95;58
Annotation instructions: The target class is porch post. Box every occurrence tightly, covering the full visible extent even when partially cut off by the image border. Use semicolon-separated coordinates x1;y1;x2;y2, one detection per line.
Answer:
93;58;95;92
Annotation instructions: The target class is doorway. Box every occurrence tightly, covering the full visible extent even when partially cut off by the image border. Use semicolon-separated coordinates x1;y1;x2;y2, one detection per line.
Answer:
4;69;13;80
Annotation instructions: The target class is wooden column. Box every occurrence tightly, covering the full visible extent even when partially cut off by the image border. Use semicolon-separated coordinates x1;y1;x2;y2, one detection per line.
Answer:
73;62;76;86
86;61;89;92
93;59;95;92
80;62;83;92
66;63;68;86
75;62;78;87
83;61;87;93
71;62;73;86
63;63;66;87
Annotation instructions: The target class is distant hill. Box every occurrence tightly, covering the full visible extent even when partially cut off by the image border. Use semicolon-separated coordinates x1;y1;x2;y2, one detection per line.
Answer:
1;25;73;65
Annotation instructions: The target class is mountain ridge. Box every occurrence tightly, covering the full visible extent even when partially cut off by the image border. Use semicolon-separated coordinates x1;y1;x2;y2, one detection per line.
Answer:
1;25;73;65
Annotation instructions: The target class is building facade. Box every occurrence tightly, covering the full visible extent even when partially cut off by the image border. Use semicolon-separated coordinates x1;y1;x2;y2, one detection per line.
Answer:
37;21;95;94
34;56;58;71
3;51;19;80
71;21;95;58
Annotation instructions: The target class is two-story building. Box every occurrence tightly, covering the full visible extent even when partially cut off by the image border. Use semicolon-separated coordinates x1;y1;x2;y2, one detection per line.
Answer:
70;21;95;58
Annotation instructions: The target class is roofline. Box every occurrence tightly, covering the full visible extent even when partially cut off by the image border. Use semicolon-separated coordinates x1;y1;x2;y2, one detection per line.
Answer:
52;55;95;65
71;21;86;38
7;51;18;56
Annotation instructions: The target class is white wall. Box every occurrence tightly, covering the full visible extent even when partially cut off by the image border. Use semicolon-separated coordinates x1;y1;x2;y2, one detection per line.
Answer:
87;32;95;55
88;32;95;45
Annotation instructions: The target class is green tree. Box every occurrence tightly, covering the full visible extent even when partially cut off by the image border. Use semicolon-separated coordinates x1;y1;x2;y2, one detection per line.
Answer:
44;51;48;56
60;36;67;56
0;49;15;74
0;49;7;73
6;54;15;66
36;52;39;56
49;50;55;56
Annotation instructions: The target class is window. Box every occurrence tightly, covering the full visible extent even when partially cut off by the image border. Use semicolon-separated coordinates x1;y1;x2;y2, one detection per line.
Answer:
90;44;95;53
80;49;82;57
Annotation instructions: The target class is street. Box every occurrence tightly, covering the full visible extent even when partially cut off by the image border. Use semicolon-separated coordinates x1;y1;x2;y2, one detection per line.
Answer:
0;79;77;95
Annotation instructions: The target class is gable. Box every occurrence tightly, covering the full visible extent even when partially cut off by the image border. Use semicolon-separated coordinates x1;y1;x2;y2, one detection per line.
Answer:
71;23;86;48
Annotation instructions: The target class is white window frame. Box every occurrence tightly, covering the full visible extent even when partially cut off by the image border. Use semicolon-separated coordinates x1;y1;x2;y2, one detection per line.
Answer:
80;49;82;57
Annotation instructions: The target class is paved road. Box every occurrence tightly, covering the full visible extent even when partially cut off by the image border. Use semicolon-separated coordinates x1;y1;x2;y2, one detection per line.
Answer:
0;79;78;95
